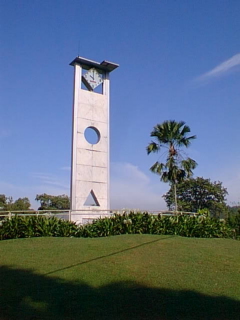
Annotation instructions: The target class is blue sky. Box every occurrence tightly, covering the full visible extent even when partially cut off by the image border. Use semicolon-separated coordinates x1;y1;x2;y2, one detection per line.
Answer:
0;0;240;210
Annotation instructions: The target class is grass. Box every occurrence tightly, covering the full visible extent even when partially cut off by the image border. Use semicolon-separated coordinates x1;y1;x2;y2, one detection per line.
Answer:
0;234;240;319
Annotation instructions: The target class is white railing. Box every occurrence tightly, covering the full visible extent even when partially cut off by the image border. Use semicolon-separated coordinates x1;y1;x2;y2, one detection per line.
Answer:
0;209;197;223
0;210;70;220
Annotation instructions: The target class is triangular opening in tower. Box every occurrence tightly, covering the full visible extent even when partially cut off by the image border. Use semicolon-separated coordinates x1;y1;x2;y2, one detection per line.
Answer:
83;190;100;206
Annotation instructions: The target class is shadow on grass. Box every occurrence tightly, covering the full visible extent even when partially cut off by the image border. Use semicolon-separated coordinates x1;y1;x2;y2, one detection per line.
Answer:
45;236;172;276
0;266;239;320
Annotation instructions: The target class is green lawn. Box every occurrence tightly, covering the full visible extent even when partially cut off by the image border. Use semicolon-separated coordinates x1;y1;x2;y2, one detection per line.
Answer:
0;235;239;319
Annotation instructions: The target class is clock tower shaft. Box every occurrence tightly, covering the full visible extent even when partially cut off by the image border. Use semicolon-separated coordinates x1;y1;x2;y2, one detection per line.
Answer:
70;57;118;224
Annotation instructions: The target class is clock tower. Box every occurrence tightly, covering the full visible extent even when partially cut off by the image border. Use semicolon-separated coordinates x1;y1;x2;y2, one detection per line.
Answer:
70;56;119;224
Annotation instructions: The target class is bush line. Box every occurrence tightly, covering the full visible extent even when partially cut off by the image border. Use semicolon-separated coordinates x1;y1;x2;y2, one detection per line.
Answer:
0;212;239;241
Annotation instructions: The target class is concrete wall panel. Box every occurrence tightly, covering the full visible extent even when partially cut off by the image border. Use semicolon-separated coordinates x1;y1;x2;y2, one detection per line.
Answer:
92;150;107;167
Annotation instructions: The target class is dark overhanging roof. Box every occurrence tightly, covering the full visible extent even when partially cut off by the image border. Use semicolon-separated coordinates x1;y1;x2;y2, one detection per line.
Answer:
70;56;119;73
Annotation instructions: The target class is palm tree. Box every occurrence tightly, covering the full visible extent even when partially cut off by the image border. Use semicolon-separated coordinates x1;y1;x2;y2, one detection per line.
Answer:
147;120;197;212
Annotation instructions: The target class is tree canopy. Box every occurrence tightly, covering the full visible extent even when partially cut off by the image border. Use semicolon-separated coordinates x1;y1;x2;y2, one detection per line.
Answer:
0;194;31;211
35;194;70;210
163;177;228;217
147;120;197;210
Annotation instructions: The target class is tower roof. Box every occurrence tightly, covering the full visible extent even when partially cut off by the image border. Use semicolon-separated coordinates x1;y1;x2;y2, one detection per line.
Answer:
70;56;119;72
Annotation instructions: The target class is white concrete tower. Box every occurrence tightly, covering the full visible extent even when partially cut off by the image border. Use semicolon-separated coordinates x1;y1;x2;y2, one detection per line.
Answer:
70;57;118;224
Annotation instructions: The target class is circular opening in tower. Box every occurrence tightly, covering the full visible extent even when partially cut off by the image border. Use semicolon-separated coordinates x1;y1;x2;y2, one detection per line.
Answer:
84;126;100;144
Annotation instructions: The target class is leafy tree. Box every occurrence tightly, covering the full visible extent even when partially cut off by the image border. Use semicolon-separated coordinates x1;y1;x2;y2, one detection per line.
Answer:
0;194;31;211
0;194;8;210
147;120;197;211
11;197;31;211
35;193;70;210
163;177;228;218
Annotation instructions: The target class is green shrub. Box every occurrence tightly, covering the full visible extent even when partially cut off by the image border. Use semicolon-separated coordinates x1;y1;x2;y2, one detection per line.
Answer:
226;213;240;238
0;212;237;241
0;215;78;240
80;212;236;239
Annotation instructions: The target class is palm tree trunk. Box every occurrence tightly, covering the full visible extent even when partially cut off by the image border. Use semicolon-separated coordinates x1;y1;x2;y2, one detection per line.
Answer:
174;183;178;213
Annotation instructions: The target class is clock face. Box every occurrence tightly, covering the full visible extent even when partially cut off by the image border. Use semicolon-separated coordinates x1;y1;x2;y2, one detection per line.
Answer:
83;68;103;90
